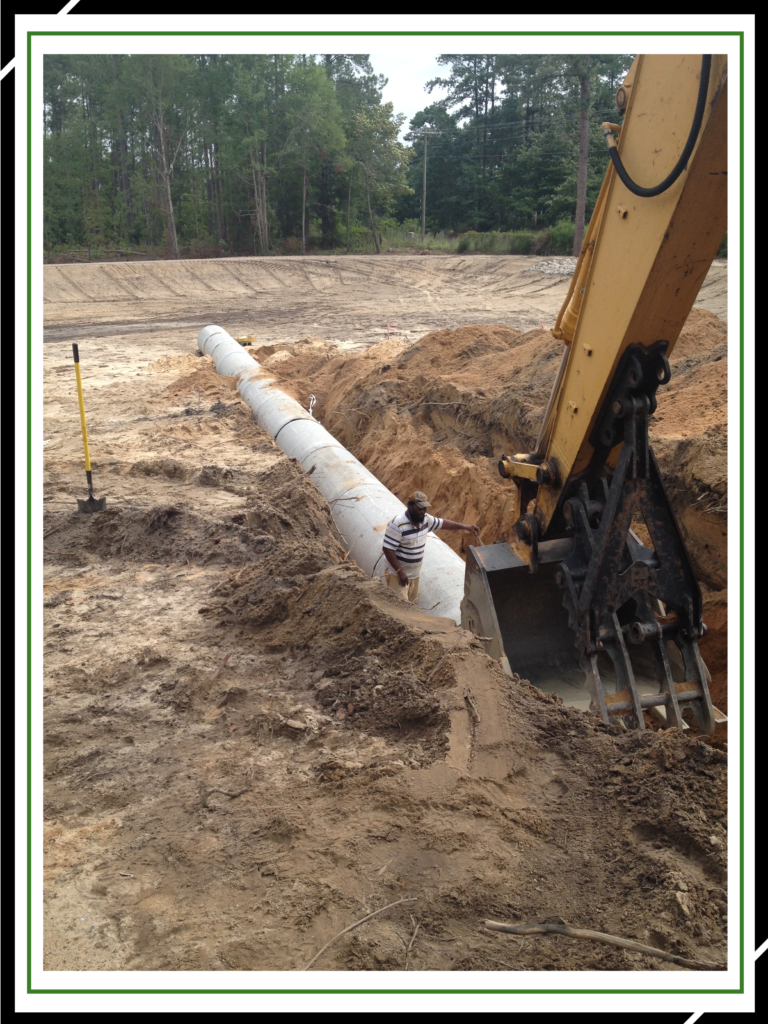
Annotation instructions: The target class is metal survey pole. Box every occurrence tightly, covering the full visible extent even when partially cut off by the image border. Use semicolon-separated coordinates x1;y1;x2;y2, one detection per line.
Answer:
421;133;428;242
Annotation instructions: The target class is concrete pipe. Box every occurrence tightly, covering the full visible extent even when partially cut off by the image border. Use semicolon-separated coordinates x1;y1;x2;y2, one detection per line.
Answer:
197;326;466;624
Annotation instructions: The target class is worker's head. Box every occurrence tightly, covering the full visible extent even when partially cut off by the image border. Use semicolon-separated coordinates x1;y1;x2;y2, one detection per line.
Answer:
407;491;431;522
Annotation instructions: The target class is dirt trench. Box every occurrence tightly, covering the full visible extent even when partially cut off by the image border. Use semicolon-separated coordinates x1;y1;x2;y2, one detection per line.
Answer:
43;349;727;974
257;307;728;720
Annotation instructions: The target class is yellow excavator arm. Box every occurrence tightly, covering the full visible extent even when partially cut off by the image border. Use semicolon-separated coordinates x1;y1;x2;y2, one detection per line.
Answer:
501;53;727;532
462;54;727;735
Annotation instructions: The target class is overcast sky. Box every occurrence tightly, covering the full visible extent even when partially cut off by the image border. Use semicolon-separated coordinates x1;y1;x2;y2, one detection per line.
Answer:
369;53;449;138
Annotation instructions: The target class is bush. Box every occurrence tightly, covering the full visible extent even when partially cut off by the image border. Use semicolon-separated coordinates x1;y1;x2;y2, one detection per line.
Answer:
347;224;376;252
507;231;537;255
383;220;584;258
465;230;479;248
717;232;727;258
281;237;302;254
547;220;576;255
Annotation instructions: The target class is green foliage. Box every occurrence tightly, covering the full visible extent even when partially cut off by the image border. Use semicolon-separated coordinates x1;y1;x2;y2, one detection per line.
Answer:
398;53;633;237
506;232;537;255
43;52;670;261
717;233;727;258
402;224;572;256
545;220;575;255
43;53;405;259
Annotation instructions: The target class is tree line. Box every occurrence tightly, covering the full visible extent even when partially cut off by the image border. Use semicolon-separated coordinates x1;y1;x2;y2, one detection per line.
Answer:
43;52;632;260
401;54;632;254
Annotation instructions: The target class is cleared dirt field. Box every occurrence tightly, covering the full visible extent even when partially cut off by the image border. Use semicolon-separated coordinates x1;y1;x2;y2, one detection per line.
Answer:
44;253;728;345
42;255;728;975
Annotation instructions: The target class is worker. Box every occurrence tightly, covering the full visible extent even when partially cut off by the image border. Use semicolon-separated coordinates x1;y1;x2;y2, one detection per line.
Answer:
382;491;480;603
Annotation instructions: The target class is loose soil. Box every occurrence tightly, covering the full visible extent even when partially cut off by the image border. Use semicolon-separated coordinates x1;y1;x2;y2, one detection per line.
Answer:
42;257;728;975
254;307;728;719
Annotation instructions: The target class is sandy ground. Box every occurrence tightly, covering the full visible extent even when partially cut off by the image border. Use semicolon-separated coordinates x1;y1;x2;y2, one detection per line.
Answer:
44;254;728;347
42;255;728;974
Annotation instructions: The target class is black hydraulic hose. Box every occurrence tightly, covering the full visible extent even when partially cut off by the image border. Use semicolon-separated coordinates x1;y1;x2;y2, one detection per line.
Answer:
604;55;712;198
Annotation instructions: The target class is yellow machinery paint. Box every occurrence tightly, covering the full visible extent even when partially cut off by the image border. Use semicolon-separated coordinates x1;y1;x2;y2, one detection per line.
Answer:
539;54;728;525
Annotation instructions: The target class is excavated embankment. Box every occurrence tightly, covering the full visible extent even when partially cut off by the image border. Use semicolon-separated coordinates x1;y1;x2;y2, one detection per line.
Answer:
254;307;728;717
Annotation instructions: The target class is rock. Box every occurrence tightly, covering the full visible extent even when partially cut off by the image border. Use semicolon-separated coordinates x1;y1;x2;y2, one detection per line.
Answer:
284;719;307;731
675;891;691;917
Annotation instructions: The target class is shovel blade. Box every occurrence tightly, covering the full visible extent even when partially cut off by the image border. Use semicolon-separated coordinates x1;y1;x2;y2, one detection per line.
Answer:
77;495;107;513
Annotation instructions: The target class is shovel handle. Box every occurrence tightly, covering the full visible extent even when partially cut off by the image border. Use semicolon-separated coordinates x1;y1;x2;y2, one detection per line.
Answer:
72;344;92;476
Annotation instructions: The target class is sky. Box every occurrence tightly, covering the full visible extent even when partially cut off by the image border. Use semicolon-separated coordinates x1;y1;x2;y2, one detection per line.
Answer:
369;54;450;139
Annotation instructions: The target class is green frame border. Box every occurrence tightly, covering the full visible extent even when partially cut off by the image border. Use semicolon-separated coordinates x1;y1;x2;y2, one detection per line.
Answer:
27;28;745;997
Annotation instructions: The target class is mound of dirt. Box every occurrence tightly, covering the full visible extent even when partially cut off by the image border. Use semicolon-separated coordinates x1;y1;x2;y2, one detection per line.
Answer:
253;309;727;569
256;308;728;718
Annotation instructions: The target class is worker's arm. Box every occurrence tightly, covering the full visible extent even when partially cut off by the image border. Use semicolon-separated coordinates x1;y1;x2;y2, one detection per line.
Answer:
439;519;480;539
382;546;409;586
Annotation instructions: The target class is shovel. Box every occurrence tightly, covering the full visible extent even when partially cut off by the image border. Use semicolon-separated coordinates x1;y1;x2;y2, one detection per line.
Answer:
72;343;106;513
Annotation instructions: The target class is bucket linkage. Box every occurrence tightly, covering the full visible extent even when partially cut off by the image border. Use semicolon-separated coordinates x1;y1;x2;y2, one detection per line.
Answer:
553;345;714;732
462;342;716;734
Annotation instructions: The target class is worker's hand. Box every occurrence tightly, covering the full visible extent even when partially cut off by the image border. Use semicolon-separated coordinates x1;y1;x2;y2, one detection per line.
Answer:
397;567;409;587
465;523;481;539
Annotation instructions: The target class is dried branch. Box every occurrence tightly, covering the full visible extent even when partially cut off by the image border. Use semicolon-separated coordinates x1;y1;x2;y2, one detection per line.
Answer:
425;634;464;684
405;916;420;970
200;773;252;807
484;920;726;971
304;897;417;970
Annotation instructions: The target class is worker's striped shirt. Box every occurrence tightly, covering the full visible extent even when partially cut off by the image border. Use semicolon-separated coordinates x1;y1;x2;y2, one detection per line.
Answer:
382;511;444;579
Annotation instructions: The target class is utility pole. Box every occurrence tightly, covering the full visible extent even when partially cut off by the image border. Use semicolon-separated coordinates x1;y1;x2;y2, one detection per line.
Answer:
420;130;440;243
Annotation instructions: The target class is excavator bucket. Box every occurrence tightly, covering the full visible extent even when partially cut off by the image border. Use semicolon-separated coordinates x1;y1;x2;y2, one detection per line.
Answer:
462;539;590;701
461;530;722;734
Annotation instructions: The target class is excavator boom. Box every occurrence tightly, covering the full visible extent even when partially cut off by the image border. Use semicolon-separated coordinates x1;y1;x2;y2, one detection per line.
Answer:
462;54;728;734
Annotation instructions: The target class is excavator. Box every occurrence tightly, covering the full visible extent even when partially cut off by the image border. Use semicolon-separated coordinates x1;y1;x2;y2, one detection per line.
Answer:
461;54;728;734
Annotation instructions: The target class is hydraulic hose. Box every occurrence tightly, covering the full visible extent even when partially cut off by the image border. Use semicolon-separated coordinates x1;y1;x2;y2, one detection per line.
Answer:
603;55;712;198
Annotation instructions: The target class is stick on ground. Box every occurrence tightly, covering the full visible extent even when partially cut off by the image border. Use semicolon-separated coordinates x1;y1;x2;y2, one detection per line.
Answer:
484;920;726;971
304;898;417;970
211;652;232;680
405;916;420;971
200;773;252;807
425;635;464;684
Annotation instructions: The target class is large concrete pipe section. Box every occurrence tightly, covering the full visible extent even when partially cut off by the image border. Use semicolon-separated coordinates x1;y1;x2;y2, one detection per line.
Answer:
198;326;466;624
